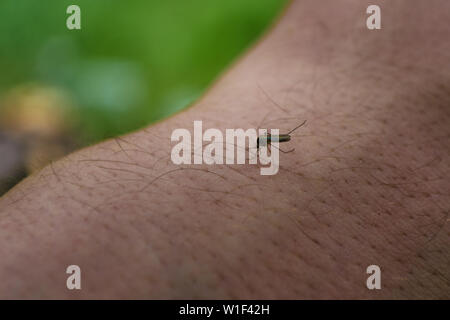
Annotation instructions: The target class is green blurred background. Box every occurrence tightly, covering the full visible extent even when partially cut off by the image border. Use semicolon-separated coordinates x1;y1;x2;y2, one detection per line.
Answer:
0;0;286;142
0;0;286;194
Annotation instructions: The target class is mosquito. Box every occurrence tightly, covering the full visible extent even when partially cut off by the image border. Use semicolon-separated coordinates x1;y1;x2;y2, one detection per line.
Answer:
256;120;307;153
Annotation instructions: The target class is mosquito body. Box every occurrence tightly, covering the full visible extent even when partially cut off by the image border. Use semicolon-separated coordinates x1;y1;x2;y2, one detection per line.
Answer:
256;120;306;153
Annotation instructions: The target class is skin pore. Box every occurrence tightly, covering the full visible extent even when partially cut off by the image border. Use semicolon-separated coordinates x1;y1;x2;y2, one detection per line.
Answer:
0;0;449;298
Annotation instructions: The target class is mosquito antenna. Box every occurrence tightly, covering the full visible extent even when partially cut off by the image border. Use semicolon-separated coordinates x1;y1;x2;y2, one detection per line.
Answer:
287;120;307;135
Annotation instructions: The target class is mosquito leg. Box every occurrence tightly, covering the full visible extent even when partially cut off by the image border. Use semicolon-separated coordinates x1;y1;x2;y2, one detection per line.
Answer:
280;147;295;153
270;143;295;153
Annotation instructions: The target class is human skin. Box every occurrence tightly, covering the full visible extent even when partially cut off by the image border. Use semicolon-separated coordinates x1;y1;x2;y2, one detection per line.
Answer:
0;0;449;299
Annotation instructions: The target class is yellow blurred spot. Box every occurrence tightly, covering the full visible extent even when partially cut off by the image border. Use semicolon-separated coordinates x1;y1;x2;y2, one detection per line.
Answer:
0;84;75;138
